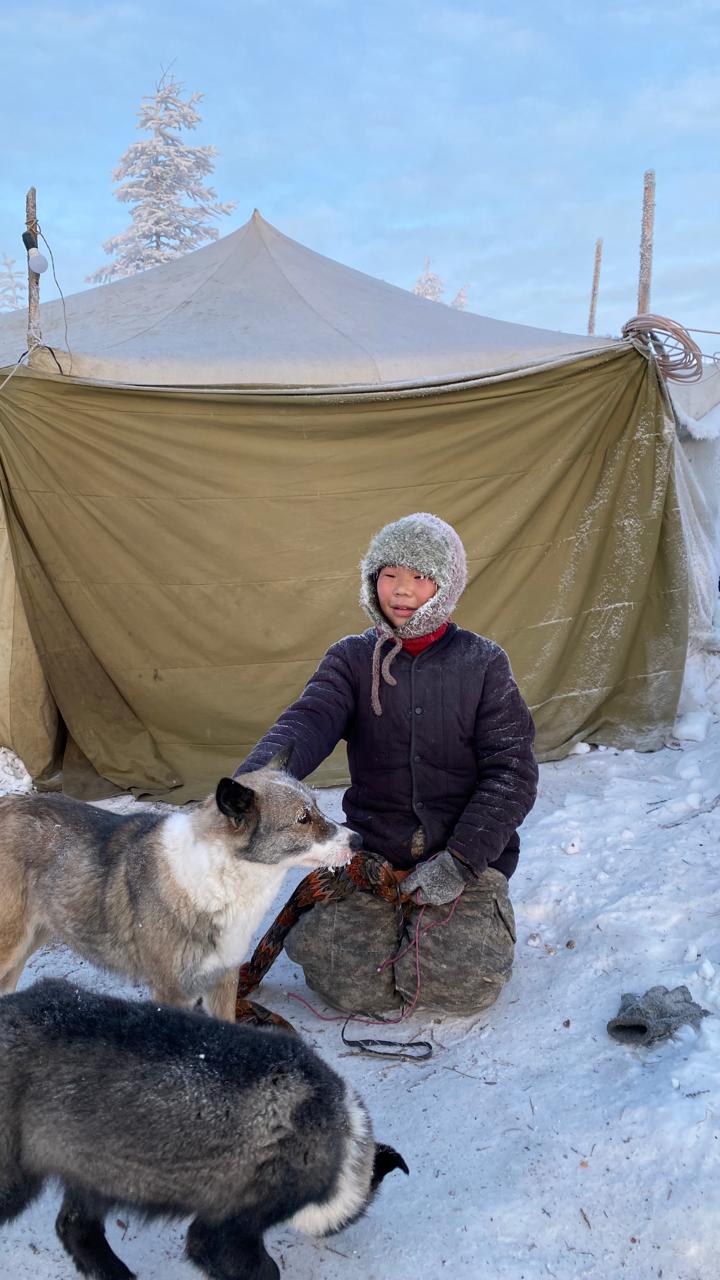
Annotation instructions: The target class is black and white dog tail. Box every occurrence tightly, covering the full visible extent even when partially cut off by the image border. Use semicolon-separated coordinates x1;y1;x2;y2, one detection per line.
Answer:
290;1085;408;1237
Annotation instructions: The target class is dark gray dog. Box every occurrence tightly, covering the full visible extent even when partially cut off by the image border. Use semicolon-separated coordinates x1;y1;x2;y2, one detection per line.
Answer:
0;980;408;1280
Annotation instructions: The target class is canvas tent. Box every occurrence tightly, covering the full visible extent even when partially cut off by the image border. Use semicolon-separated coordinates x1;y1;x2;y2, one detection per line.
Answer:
0;212;688;800
671;364;720;654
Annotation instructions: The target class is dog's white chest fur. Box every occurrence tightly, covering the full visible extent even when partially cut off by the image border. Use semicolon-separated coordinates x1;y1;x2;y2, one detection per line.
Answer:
159;813;286;972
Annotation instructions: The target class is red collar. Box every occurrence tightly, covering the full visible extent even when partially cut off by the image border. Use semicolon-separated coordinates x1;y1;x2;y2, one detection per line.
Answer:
401;621;450;655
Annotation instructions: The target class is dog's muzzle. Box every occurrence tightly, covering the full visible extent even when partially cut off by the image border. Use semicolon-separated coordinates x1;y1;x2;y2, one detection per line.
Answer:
331;830;362;867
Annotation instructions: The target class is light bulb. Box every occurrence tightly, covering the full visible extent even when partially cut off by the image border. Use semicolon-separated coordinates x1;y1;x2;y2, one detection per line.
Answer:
27;247;48;274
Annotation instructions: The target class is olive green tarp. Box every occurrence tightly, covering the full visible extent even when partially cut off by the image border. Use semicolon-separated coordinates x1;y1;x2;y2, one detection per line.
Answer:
0;343;687;801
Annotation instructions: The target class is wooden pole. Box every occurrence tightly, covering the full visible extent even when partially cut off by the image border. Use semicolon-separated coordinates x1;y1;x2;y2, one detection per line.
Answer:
25;187;42;353
637;168;655;315
587;237;603;335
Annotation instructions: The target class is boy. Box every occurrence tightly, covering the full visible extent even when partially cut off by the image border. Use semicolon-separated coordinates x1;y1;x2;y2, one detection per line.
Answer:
235;513;538;1016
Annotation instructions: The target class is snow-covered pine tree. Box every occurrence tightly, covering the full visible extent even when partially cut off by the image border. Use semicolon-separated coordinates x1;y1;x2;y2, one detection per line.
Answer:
451;287;468;311
412;258;445;303
0;255;26;310
87;73;235;283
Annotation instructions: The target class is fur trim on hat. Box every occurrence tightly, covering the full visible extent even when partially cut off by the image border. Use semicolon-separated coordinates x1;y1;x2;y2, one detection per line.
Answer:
360;512;468;640
360;513;468;714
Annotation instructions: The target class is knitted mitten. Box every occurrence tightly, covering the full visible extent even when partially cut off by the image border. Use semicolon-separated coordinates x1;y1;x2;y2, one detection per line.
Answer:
402;850;475;906
607;984;709;1046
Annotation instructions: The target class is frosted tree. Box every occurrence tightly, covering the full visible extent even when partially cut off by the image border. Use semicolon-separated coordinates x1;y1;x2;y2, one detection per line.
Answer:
0;255;26;311
412;258;445;303
88;73;235;283
412;262;470;310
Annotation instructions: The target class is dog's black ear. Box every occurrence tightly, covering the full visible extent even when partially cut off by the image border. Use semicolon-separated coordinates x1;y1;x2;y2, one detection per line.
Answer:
371;1143;409;1191
264;742;295;772
216;777;256;821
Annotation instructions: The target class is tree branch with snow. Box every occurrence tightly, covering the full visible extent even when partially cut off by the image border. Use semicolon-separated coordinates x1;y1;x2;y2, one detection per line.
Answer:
87;73;235;283
0;255;26;311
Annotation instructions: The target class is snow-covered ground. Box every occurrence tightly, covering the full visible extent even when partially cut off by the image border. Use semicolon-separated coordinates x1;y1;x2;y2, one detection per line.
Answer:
1;660;720;1280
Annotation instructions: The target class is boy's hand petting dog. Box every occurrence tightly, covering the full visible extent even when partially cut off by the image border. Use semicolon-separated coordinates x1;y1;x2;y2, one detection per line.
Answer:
402;850;476;906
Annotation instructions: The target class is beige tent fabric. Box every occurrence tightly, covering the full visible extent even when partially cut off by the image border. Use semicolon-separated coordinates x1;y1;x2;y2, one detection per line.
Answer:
0;506;59;778
669;365;720;653
0;213;619;389
671;363;720;425
674;442;720;652
0;343;686;800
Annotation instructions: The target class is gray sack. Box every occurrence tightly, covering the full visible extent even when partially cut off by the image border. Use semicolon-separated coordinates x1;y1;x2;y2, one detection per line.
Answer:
285;866;516;1017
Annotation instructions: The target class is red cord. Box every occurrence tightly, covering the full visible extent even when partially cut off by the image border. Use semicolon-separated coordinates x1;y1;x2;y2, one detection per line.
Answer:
285;891;463;1027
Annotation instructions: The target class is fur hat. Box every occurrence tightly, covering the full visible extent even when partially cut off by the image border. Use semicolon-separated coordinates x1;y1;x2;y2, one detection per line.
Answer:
360;513;468;714
360;512;468;638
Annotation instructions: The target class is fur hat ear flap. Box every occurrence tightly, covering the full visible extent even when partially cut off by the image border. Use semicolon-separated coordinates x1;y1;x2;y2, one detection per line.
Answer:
215;777;256;822
264;742;295;772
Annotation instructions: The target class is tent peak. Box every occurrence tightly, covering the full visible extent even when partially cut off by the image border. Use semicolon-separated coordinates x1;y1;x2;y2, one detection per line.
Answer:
0;207;623;389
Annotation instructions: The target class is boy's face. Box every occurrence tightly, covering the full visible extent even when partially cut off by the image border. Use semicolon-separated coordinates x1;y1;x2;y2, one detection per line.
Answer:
376;565;438;627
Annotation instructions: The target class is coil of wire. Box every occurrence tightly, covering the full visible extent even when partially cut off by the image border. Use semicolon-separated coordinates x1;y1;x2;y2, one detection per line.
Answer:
621;314;704;382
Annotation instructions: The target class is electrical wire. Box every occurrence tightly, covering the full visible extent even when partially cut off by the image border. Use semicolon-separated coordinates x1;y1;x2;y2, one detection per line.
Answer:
682;328;720;368
622;314;704;381
37;225;72;372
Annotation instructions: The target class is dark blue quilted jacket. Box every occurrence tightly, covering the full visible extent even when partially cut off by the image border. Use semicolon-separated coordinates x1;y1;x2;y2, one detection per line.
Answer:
236;624;538;878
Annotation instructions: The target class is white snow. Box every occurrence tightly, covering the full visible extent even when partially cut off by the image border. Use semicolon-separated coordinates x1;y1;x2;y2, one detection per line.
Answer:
674;399;720;443
2;663;720;1279
0;745;33;792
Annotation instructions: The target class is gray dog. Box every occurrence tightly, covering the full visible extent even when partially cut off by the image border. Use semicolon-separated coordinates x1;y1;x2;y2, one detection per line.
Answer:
0;979;408;1279
0;745;360;1020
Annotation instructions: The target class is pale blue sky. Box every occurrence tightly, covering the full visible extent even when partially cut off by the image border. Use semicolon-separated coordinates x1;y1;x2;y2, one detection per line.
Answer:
1;0;719;342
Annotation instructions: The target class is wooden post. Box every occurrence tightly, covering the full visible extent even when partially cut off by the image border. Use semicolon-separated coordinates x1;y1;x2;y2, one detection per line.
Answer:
587;237;603;335
25;186;42;353
637;169;655;315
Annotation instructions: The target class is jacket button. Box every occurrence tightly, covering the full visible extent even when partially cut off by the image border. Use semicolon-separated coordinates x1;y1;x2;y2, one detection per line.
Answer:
416;801;425;809
414;706;423;714
413;754;422;762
